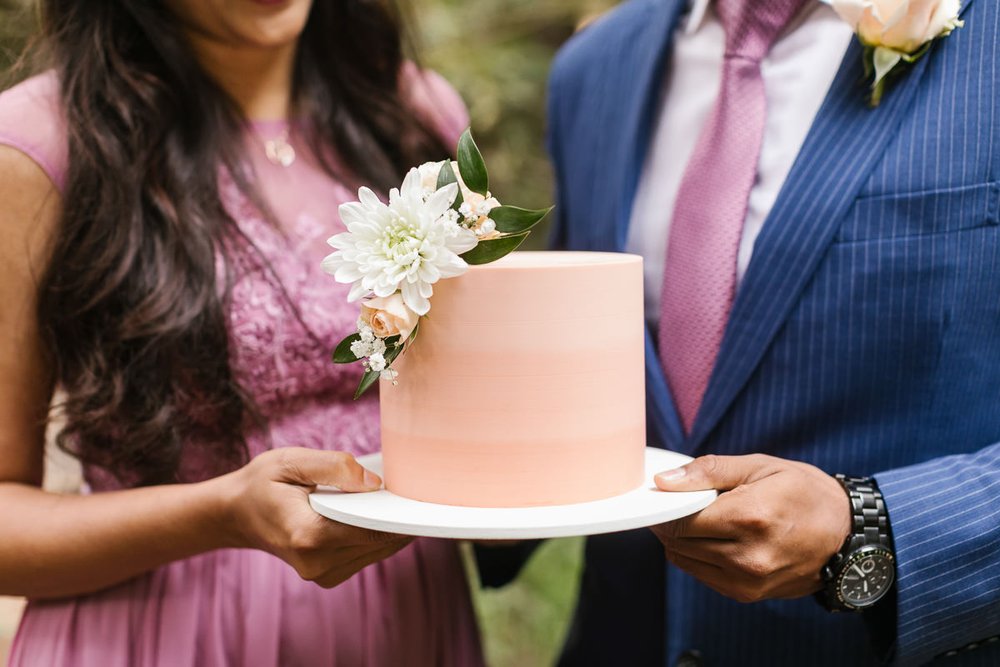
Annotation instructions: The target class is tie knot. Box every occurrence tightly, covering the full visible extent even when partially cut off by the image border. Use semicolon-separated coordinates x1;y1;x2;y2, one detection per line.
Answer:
715;0;809;61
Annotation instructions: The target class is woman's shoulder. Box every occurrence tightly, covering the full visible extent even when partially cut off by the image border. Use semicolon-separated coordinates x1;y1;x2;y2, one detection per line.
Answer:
0;71;68;191
399;62;469;148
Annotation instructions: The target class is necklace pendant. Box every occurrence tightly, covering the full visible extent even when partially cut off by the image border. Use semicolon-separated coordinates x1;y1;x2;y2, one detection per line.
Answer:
265;132;296;167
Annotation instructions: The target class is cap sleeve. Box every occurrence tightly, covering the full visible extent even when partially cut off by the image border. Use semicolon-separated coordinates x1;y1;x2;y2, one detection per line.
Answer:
0;72;68;191
400;61;470;149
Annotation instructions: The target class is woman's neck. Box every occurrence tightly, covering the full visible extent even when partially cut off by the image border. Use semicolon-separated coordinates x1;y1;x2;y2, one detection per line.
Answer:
186;36;297;121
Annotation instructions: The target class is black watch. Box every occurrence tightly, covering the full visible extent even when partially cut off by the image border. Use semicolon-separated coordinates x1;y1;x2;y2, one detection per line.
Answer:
818;474;895;612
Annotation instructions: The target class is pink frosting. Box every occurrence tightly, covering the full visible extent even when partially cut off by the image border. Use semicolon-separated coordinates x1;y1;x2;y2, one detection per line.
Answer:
380;251;648;507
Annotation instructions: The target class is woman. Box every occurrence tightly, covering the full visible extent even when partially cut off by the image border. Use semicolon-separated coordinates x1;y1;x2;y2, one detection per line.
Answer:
0;0;482;664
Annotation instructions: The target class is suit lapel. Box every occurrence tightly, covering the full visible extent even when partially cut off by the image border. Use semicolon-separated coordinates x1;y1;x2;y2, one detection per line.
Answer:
612;0;688;447
687;2;975;448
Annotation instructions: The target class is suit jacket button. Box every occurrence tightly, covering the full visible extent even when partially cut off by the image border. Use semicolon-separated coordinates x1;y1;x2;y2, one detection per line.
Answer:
675;649;704;667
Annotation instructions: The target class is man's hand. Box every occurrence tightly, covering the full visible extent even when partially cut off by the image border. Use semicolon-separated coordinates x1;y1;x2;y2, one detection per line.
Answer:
650;454;852;603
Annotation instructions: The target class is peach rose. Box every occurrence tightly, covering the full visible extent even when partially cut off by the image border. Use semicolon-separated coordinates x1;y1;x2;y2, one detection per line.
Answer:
832;0;962;54
361;293;419;340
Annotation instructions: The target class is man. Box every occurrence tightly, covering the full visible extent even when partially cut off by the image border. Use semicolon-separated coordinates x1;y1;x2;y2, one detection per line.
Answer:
544;0;1000;664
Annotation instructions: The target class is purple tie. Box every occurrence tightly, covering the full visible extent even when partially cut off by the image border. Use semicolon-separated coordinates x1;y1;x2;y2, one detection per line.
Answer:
659;0;808;433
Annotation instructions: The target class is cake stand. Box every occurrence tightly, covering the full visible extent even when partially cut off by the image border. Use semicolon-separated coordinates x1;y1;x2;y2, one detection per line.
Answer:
309;448;716;539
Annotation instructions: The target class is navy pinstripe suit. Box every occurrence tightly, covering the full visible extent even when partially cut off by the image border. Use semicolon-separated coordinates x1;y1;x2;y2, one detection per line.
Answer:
546;0;1000;664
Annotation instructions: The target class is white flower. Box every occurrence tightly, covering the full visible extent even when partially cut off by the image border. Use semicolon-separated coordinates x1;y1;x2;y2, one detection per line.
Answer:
457;188;501;241
417;160;446;196
476;218;497;238
367;353;386;373
380;367;399;384
322;168;479;315
478;199;494;217
350;339;373;359
460;194;500;222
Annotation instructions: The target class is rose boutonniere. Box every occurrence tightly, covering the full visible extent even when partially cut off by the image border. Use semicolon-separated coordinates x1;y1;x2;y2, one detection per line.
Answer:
321;129;553;399
831;0;964;107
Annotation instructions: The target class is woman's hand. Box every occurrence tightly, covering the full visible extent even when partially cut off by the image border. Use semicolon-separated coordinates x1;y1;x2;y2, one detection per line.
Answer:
220;447;413;588
650;454;851;603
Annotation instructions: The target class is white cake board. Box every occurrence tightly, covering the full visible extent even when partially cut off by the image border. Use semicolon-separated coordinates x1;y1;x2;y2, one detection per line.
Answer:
309;448;716;540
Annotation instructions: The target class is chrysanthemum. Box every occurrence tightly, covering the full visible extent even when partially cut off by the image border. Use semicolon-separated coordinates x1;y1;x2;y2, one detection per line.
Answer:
321;168;479;315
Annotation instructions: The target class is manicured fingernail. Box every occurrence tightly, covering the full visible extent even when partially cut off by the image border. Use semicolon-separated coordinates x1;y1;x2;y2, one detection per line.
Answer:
656;467;687;483
363;470;382;489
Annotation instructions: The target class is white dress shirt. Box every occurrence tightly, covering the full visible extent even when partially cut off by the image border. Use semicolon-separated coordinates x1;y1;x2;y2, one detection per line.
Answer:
625;0;855;327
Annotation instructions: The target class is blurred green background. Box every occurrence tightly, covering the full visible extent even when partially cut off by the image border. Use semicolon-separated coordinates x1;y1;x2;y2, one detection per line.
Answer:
0;1;619;666
410;0;617;246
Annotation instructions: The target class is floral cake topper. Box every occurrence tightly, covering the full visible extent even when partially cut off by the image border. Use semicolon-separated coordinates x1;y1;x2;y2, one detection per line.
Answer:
321;130;552;398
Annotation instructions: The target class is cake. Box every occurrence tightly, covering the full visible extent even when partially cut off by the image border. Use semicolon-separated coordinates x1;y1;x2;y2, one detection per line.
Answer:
378;251;646;507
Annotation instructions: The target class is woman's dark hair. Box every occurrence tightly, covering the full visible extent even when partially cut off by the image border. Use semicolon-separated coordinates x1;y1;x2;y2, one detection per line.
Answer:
32;1;451;486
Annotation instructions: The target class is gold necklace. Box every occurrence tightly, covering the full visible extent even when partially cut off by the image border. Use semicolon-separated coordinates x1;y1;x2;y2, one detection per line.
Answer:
264;128;296;167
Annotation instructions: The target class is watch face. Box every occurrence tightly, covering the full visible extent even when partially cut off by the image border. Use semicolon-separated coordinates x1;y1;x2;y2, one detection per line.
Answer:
838;547;895;608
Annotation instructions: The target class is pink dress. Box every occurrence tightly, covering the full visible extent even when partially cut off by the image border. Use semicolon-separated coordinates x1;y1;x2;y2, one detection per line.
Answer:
0;70;484;667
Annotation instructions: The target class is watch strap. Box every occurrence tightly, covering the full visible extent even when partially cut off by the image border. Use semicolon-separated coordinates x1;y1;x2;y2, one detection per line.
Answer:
838;474;892;552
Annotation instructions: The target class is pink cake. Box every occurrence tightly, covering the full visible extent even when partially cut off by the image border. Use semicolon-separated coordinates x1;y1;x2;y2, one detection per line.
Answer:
378;251;646;507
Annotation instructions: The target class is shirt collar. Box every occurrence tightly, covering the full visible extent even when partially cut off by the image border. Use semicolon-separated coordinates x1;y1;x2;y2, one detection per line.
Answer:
684;0;833;35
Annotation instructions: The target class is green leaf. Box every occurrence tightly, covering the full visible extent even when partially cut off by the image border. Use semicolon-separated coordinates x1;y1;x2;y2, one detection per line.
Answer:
384;336;405;365
872;46;902;87
436;160;457;189
437;160;464;212
456;129;488;196
869;79;887;108
902;40;932;64
489;205;554;234
862;45;875;80
354;370;380;400
333;333;362;363
460;232;530;265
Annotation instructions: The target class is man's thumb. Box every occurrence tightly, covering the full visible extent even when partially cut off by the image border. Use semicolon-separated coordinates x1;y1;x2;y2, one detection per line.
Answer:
654;454;760;492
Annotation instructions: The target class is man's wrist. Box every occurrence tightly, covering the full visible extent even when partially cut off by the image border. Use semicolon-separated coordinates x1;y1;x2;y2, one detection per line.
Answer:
818;475;896;612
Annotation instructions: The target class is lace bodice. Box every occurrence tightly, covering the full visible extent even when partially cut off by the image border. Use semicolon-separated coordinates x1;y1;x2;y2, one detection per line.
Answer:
223;140;366;414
